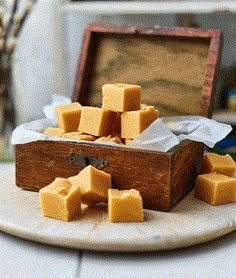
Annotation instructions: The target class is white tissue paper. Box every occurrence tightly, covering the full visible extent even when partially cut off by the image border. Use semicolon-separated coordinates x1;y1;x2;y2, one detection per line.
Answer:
128;116;232;152
11;96;233;152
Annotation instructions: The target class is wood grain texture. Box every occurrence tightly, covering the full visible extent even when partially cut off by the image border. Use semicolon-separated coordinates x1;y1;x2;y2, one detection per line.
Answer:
15;140;202;211
73;24;222;117
171;141;204;207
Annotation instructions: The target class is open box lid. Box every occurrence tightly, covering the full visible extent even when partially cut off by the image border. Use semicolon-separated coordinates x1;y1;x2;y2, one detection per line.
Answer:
73;24;222;117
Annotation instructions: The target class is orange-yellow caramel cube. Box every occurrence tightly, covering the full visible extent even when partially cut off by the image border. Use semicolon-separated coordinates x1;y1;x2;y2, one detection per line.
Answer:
195;173;236;205
102;83;141;112
78;107;116;137
39;178;81;221
56;102;81;132
121;106;159;139
68;165;111;206
42;127;65;137
202;153;236;177
108;189;144;222
62;132;96;141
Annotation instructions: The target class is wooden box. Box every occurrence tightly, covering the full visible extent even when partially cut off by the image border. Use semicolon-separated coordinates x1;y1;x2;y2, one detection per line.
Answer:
15;24;222;211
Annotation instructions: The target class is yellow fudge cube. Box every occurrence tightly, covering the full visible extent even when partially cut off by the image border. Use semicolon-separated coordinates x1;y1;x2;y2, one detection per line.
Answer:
42;127;65;137
95;135;122;145
77;134;97;141
68;165;111;205
56;102;81;132
62;131;83;139
121;106;159;139
108;189;144;222
78;107;116;137
202;153;236;177
39;178;81;221
102;83;141;112
62;132;96;141
195;173;236;205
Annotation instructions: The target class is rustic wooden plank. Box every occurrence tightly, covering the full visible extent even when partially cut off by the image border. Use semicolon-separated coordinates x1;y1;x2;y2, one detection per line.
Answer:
171;141;204;207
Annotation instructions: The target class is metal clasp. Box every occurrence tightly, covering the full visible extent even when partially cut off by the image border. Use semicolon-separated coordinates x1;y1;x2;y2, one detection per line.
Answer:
65;149;109;169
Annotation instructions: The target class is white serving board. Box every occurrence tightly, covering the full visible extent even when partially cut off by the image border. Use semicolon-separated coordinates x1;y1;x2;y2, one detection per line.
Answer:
0;170;235;252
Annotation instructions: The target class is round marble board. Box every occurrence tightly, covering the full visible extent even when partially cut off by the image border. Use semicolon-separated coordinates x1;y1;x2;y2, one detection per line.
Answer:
0;170;235;252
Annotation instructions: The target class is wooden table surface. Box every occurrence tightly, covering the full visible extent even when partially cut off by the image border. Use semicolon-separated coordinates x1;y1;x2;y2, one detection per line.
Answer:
0;163;235;277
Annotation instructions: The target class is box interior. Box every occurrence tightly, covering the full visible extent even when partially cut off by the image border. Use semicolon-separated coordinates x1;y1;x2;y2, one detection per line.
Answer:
78;32;211;117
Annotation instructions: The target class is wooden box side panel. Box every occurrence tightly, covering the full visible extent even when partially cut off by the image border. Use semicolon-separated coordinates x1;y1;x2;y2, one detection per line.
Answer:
170;141;204;208
15;141;172;211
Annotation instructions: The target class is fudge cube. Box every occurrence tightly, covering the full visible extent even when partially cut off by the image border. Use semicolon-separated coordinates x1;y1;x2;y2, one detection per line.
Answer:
62;131;83;139
56;102;81;132
78;107;116;137
42;127;65;137
77;134;97;141
121;106;159;139
95;135;122;145
202;153;236;177
68;165;111;205
108;189;144;222
102;83;141;112
62;132;96;141
39;178;81;221
195;173;236;205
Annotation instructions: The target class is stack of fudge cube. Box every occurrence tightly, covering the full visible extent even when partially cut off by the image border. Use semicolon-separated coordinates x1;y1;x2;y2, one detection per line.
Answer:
43;83;159;145
195;153;236;205
40;164;144;223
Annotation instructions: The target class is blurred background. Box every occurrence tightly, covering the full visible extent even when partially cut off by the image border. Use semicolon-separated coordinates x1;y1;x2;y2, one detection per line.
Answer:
1;0;236;161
